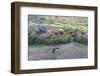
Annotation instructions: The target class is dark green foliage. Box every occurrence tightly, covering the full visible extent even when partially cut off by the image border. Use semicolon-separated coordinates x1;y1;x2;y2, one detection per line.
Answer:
28;33;71;45
45;35;71;45
74;35;88;45
28;15;88;45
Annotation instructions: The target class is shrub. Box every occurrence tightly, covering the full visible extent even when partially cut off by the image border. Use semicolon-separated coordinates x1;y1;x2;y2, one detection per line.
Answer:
74;35;88;45
44;34;71;45
28;33;38;45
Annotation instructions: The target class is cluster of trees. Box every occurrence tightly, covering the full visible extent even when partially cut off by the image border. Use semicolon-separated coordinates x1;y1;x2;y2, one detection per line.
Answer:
28;15;88;45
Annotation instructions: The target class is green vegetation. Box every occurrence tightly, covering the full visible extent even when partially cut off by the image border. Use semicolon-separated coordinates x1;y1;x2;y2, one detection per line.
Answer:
28;15;88;45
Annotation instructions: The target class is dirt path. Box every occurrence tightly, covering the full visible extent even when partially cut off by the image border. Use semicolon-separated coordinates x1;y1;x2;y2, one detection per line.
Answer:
28;42;88;61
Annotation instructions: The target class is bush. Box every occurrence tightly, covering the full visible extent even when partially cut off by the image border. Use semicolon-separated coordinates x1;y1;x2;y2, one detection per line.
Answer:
74;35;88;45
44;34;71;45
28;33;71;45
28;33;38;45
28;24;87;45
